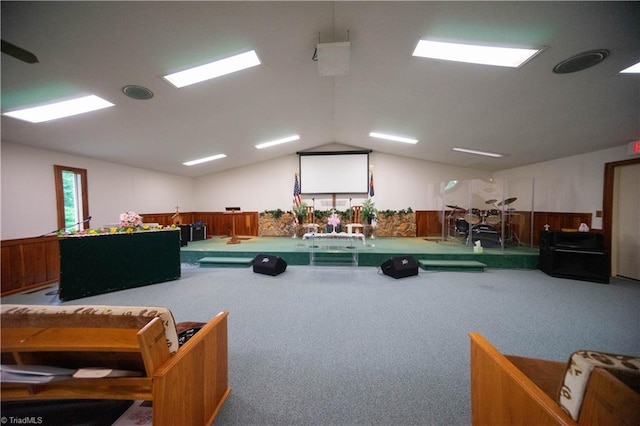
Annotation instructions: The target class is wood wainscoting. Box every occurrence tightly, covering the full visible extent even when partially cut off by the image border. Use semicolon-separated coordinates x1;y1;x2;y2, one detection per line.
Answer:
1;235;60;296
416;210;594;246
139;211;259;238
1;212;260;297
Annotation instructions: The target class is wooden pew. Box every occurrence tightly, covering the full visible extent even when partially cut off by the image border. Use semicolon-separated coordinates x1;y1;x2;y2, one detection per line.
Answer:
469;333;640;425
1;305;230;426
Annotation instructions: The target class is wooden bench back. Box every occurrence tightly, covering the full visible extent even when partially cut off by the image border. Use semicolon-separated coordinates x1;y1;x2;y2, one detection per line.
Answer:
1;304;179;378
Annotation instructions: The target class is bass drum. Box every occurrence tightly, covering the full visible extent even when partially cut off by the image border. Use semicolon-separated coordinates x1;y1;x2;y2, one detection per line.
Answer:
464;208;480;225
455;218;469;235
486;210;501;225
471;224;502;248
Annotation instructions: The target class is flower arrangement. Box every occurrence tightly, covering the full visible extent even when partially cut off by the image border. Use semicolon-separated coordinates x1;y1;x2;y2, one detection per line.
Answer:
119;211;143;228
58;211;178;237
59;223;176;237
327;211;341;226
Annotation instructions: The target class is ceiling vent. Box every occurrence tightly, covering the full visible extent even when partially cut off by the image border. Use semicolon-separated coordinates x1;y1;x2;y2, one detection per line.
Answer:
553;49;609;74
122;85;154;100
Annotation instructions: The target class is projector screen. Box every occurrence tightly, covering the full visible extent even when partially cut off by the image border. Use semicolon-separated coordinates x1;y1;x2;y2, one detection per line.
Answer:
299;151;370;194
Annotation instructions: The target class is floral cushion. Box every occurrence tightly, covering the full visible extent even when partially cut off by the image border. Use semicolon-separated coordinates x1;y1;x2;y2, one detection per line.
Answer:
558;349;640;420
1;304;179;354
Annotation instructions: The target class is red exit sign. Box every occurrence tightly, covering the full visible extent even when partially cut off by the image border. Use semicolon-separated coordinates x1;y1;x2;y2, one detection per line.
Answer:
629;140;640;155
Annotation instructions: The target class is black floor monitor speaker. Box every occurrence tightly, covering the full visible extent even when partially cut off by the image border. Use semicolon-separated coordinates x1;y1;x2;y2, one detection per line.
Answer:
381;256;418;279
253;254;287;276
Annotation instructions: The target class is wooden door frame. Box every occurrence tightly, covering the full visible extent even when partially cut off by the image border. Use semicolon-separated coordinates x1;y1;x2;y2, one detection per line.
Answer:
602;157;640;255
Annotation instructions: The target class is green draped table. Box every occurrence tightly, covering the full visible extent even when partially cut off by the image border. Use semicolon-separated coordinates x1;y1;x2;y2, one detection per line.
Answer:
59;230;181;301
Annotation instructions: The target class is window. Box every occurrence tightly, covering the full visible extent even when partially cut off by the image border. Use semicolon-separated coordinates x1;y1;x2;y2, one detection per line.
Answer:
54;165;89;231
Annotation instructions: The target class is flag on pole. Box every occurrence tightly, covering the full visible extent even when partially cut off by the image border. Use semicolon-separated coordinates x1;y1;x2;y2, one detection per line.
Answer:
369;171;375;197
293;173;301;225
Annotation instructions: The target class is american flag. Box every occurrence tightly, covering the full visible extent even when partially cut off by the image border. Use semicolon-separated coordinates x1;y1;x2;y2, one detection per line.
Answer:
369;172;375;197
293;173;301;225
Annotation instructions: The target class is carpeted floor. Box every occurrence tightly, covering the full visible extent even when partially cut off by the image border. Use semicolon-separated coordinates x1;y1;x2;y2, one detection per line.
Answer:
2;265;639;425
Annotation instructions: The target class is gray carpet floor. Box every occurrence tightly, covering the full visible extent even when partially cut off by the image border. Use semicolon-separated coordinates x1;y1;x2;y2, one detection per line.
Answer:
3;265;639;425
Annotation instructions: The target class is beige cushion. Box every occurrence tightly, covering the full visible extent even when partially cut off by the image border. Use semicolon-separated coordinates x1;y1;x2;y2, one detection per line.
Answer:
558;349;640;420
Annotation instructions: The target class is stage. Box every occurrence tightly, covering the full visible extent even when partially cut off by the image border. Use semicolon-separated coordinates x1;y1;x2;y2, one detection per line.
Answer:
180;235;539;269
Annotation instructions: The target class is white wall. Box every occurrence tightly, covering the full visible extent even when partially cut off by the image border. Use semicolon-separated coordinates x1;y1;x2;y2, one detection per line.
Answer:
2;141;633;240
494;144;632;230
1;142;194;240
193;154;299;212
192;145;492;213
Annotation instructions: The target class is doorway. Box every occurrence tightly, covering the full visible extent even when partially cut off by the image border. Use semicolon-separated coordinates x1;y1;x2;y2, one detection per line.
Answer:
604;158;640;280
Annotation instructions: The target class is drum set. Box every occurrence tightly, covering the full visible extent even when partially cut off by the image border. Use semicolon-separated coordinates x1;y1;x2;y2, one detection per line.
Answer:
446;197;520;247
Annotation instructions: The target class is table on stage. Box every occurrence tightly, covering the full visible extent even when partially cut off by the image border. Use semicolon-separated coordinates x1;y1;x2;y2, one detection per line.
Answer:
302;231;366;266
58;229;181;301
302;231;366;245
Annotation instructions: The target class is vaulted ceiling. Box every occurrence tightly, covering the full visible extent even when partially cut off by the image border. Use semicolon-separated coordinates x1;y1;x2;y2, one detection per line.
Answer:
2;1;639;178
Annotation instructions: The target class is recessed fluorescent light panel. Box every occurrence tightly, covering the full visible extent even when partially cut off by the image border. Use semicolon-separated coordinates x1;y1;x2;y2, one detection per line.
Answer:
369;132;418;144
452;147;503;158
3;95;114;123
255;134;300;149
620;61;640;73
183;153;227;166
164;50;261;88
412;40;541;68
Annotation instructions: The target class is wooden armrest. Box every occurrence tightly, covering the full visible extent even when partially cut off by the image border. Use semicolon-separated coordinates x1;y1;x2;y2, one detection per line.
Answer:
469;333;574;425
152;311;230;426
580;367;640;425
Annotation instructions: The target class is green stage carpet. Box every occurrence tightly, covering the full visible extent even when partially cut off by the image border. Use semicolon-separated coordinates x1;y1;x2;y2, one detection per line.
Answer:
180;236;539;269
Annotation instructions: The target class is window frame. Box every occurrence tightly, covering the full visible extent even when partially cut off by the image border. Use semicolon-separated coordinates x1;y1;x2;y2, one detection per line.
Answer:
54;165;90;231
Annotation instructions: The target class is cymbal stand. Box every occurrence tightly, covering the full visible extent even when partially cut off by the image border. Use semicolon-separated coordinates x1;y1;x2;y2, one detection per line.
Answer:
505;211;521;246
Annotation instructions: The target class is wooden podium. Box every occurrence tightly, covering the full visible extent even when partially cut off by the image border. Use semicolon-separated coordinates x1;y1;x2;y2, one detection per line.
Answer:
224;207;241;244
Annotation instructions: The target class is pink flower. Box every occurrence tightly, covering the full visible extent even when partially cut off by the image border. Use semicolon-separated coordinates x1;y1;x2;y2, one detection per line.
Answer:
328;213;340;226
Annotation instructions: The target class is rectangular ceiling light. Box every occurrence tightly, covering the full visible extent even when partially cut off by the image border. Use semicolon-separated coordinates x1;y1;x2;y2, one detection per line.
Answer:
3;95;114;123
369;132;418;144
452;147;503;158
183;153;227;166
620;61;640;73
255;134;300;149
164;50;261;88
412;40;541;68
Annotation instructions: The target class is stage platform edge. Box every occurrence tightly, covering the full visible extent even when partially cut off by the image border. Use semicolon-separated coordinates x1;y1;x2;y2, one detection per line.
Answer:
180;236;539;269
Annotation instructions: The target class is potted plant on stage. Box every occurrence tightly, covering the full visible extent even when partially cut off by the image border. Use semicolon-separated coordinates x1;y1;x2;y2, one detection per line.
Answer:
361;198;377;238
292;202;308;237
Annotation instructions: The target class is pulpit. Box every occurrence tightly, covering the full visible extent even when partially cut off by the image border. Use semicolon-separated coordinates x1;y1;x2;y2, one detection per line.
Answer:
224;207;242;244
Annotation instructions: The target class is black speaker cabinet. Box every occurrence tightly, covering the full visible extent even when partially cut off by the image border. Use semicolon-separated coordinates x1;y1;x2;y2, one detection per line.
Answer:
253;254;287;276
178;225;190;246
381;256;418;279
191;224;206;241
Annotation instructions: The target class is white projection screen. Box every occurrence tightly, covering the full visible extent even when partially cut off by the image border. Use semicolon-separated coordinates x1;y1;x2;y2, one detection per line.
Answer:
299;151;370;194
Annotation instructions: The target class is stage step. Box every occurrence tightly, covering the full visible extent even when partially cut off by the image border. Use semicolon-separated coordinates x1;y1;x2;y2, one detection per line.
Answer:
198;257;254;267
418;259;487;272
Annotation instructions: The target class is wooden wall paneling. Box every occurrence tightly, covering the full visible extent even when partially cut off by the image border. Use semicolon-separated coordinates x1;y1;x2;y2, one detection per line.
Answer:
1;236;59;296
1;242;24;294
237;212;258;236
415;211;444;237
531;212;592;246
139;212;194;226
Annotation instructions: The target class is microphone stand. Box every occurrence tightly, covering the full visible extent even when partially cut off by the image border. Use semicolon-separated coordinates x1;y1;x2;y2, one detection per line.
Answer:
39;216;92;237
